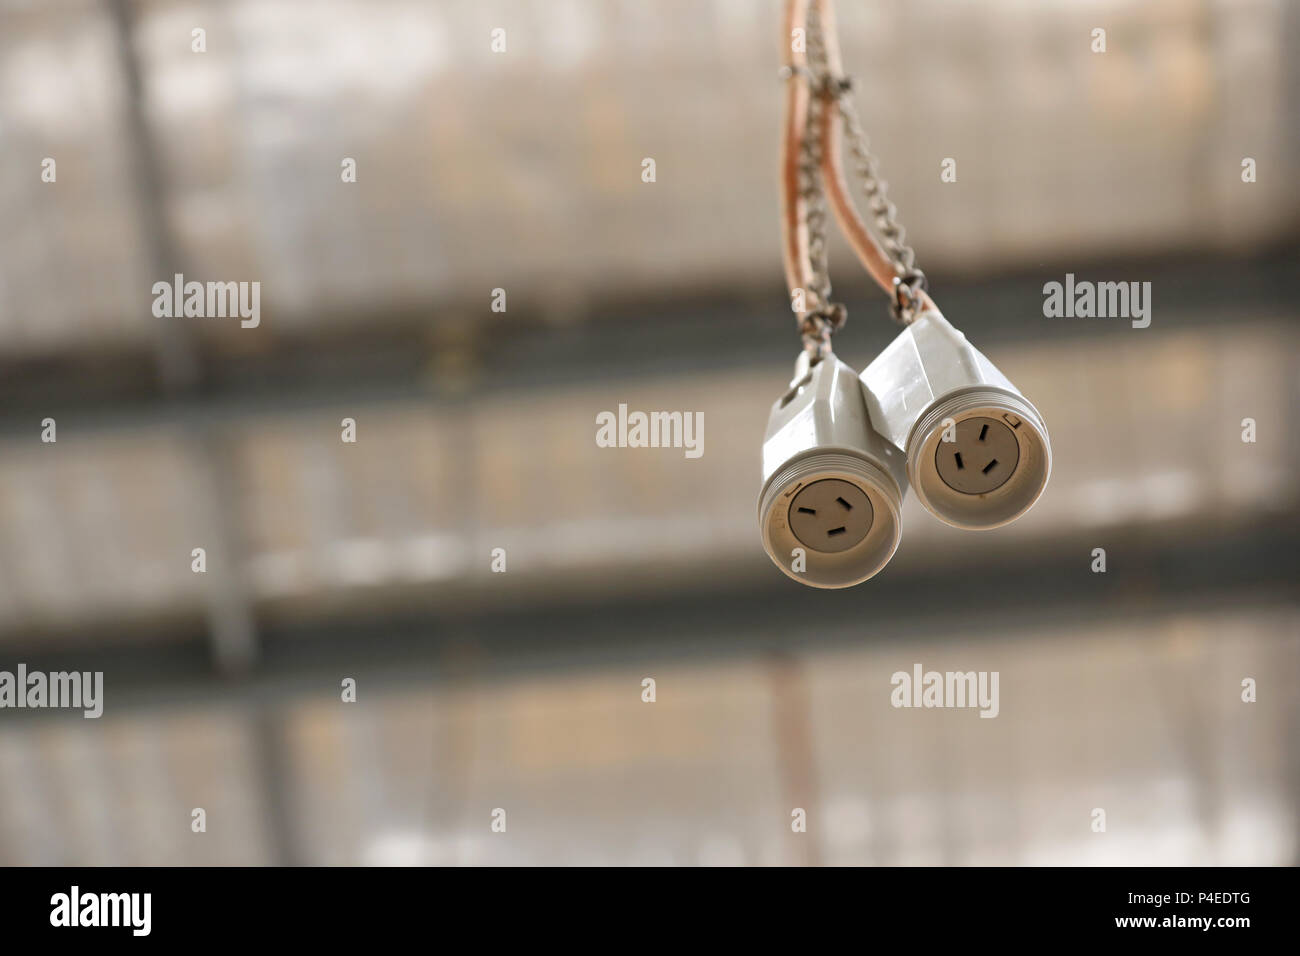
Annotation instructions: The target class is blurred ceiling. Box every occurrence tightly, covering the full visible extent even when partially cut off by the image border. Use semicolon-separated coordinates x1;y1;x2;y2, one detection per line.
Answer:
0;0;1296;355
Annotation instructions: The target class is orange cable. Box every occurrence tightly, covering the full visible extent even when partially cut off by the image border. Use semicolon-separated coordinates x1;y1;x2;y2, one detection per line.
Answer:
814;0;938;314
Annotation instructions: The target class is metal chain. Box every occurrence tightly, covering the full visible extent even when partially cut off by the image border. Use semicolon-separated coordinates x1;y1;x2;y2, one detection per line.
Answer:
792;1;845;356
794;2;927;326
834;86;927;322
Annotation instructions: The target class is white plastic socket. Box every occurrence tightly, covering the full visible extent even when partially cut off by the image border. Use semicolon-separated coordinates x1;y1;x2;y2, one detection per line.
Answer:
859;309;1051;530
759;352;907;588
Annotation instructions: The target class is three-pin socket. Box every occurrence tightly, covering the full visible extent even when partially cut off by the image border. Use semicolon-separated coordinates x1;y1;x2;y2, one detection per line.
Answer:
860;309;1051;530
759;352;907;588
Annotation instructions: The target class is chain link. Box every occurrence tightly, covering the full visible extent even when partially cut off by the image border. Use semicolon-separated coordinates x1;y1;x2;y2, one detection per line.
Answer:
835;85;927;322
791;2;926;328
793;1;843;356
835;90;918;277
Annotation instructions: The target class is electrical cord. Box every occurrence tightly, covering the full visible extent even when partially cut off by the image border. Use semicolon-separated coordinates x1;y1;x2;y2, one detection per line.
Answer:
780;0;935;351
779;0;817;343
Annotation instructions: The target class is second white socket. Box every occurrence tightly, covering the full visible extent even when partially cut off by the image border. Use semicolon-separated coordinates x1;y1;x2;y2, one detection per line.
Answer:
859;309;1052;530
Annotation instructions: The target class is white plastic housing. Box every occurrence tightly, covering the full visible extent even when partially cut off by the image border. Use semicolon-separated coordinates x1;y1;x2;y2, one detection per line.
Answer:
859;309;1051;530
758;353;907;588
